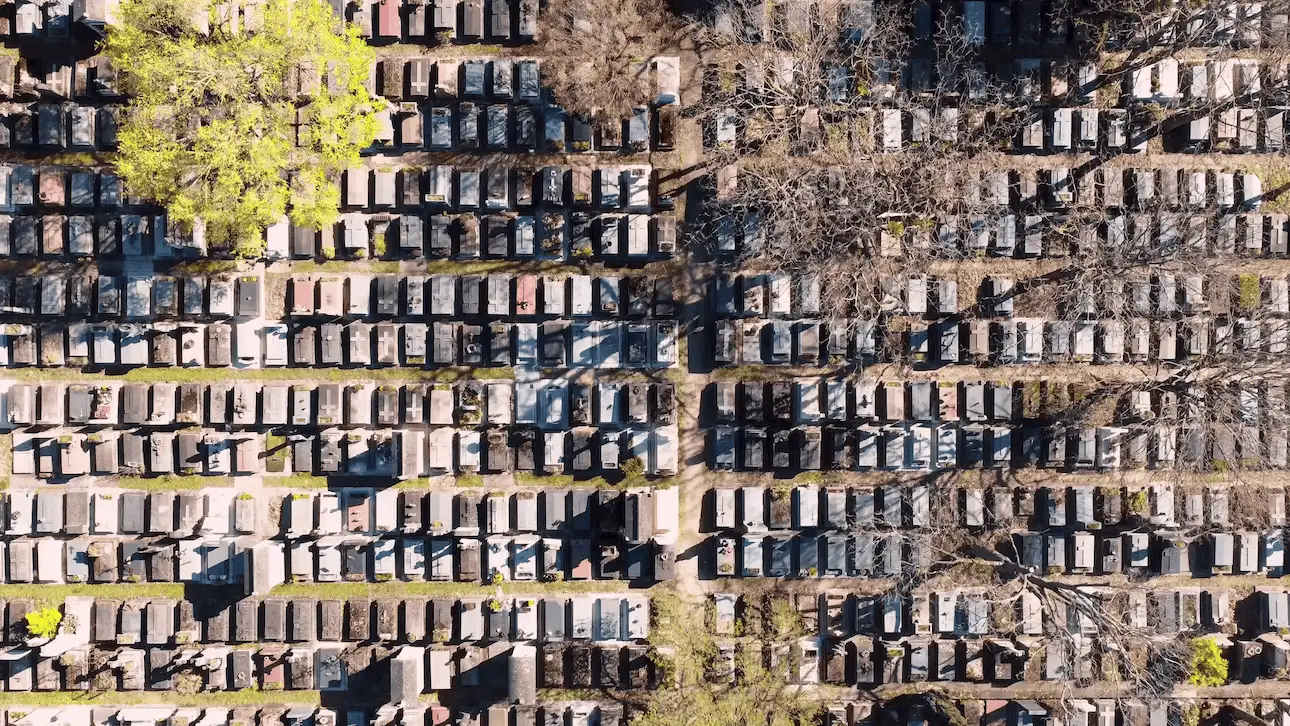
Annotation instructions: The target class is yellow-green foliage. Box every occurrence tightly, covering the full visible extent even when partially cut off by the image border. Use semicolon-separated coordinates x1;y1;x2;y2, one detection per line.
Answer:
103;0;380;255
620;456;645;477
648;593;715;687
1128;489;1148;515
1186;637;1228;687
640;593;820;726
25;606;63;639
1263;169;1290;214
768;598;804;640
1238;274;1261;310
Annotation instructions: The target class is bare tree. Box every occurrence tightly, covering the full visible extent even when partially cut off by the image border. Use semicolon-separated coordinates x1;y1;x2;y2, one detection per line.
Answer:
699;0;1290;486
538;0;681;120
696;0;1042;321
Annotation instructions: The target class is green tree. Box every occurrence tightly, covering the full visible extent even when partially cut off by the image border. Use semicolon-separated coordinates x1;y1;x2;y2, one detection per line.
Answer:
25;607;63;640
640;594;819;726
1186;637;1228;687
102;0;381;256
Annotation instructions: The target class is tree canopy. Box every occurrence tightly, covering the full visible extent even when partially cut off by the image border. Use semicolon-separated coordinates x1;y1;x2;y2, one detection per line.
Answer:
540;0;674;119
102;0;381;256
638;594;820;726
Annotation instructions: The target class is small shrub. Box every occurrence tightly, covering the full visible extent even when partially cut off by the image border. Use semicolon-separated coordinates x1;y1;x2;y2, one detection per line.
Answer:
1238;274;1261;310
620;456;644;477
490;571;504;585
769;599;803;639
1128;490;1148;515
25;607;63;640
1186;637;1228;687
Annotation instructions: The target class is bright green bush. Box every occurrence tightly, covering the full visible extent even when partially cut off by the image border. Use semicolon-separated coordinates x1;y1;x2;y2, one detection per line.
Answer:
25;607;63;639
1187;637;1228;687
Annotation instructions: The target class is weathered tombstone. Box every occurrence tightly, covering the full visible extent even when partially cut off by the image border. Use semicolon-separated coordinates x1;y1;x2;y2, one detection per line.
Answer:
204;604;231;643
65;491;89;535
320;600;343;641
148;648;175;689
263;598;287;642
230;648;255;690
291;598;317;642
91;600;117;642
234;599;259;642
145;600;175;645
404;599;427;643
118;601;143;645
347;599;371;641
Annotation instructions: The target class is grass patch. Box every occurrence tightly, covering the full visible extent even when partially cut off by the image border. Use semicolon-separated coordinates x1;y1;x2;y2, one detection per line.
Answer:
0;690;321;707
40;151;114;167
709;365;782;382
265;433;289;473
264;473;333;489
283;259;571;275
270;579;629;598
535;689;605;702
1264;167;1290;214
455;473;485;487
515;471;577;487
7;367;516;383
513;471;678;489
118;474;231;490
0;583;186;604
0;433;10;489
166;260;245;274
649;475;679;489
284;260;405;273
418;259;567;274
672;327;688;382
390;477;434;490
